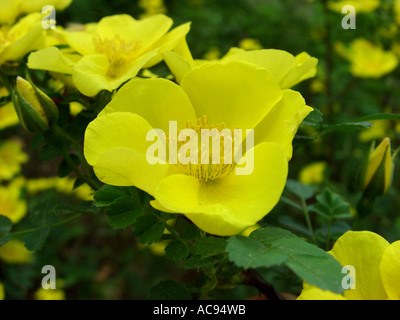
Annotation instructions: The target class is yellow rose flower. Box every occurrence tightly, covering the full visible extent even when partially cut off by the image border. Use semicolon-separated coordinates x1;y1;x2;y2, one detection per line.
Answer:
164;48;318;89
0;281;4;300
0;239;33;264
0;13;44;65
298;231;400;300
299;161;327;185
0;140;28;181
84;61;313;236
336;39;399;78
28;14;191;96
0;179;27;224
328;0;380;13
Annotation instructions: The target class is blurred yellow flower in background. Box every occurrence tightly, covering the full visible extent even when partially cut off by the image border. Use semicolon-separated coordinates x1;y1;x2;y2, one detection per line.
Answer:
336;39;399;78
395;0;400;25
0;281;4;300
359;120;399;142
298;231;400;300
139;0;166;17
0;239;33;264
28;14;191;96
26;177;94;201
34;280;66;300
0;179;27;223
328;0;380;13
299;161;327;185
0;87;19;130
239;38;263;51
0;140;28;181
203;46;221;61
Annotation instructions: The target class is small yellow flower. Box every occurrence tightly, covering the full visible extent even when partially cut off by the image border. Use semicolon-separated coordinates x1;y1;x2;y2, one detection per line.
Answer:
298;231;400;300
28;14;191;97
336;39;399;78
0;239;33;264
84;61;313;236
203;46;221;61
239;38;263;51
0;179;27;224
328;0;380;13
358;120;393;142
0;140;28;181
299;162;327;185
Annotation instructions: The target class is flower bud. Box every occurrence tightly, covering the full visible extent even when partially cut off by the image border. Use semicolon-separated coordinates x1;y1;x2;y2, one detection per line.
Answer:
12;76;59;133
362;138;395;197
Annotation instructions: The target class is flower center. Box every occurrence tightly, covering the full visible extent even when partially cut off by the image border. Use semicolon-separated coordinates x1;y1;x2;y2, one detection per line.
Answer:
174;116;239;182
93;35;141;78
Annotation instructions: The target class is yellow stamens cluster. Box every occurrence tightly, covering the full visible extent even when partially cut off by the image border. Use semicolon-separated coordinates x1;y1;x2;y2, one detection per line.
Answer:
93;35;141;78
176;115;238;182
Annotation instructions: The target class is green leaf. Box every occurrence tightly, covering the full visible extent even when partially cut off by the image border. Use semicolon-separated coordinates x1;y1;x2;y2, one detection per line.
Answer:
165;240;190;261
132;215;165;244
182;224;201;240
226;227;344;294
356;113;400;122
286;179;314;200
193;236;227;257
149;280;191;300
311;189;352;220
184;255;224;270
302;108;323;126
50;202;99;216
321;122;372;134
94;185;131;207
0;215;13;246
106;197;143;229
21;225;52;251
227;236;288;269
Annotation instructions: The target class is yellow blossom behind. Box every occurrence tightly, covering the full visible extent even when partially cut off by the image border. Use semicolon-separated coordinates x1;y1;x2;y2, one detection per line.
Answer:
0;179;27;224
299;162;327;185
0;239;33;264
0;140;28;181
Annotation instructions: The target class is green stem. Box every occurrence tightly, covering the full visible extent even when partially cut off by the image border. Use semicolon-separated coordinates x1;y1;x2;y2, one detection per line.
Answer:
301;198;317;244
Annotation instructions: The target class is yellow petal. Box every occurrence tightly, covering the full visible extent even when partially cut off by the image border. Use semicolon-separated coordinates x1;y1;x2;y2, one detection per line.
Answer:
297;288;347;300
143;22;191;68
100;77;197;132
180;61;283;131
28;47;77;74
380;241;400;300
254;89;313;160
280;52;318;89
330;231;389;300
84;112;169;195
163;50;195;83
154;142;288;236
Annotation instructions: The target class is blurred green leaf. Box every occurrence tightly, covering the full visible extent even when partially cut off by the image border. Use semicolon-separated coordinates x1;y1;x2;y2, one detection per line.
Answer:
0;215;13;246
286;179;314;200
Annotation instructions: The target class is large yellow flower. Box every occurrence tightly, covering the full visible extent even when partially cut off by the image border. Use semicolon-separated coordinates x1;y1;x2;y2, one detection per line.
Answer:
336;39;399;78
0;179;27;224
0;12;44;65
0;239;33;264
297;231;400;300
28;14;191;96
0;140;28;181
164;48;318;89
84;61;312;236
